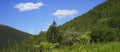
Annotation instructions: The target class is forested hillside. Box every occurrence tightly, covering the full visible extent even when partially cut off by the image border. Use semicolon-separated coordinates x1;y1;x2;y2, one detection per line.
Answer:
60;0;120;42
1;0;120;52
0;24;31;49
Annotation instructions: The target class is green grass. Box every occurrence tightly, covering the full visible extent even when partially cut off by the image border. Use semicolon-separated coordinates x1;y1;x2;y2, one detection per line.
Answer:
48;42;120;52
2;42;119;52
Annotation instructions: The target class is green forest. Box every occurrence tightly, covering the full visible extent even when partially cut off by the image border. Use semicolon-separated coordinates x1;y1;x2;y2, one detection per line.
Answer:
0;0;120;52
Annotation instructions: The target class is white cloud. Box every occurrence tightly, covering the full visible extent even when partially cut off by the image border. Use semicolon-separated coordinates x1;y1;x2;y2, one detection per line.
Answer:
28;29;35;34
14;2;44;12
52;9;78;19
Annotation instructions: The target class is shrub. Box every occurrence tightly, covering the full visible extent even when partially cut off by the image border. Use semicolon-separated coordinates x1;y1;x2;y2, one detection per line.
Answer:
75;31;92;44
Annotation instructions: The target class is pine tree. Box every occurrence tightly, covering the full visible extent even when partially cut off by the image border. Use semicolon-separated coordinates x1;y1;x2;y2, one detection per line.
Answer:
46;21;62;43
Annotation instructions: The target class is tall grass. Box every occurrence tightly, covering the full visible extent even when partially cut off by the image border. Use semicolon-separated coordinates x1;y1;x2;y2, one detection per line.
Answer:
0;42;120;52
49;42;120;52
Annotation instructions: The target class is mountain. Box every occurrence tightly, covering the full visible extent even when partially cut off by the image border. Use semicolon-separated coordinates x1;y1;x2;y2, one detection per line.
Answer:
0;24;31;49
1;0;120;51
60;0;120;42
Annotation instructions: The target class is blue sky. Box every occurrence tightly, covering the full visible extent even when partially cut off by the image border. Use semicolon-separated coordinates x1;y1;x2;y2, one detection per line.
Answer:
0;0;105;34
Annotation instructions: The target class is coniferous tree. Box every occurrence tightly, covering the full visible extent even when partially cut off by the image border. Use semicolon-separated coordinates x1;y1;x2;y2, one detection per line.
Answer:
47;21;62;43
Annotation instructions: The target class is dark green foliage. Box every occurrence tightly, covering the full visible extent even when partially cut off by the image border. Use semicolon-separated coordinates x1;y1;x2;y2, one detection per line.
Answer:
90;28;120;42
0;24;31;49
47;21;62;43
60;0;120;42
38;31;47;42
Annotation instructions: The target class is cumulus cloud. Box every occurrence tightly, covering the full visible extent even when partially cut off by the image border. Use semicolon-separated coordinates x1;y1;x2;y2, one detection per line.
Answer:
52;9;78;19
14;2;44;12
28;29;35;34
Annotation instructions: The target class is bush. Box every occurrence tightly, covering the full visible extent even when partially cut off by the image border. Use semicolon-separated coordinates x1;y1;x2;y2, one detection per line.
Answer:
75;31;92;44
33;42;58;49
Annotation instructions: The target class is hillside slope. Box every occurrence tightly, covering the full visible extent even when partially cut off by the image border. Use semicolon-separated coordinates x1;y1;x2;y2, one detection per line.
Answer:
0;24;31;48
60;0;120;42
